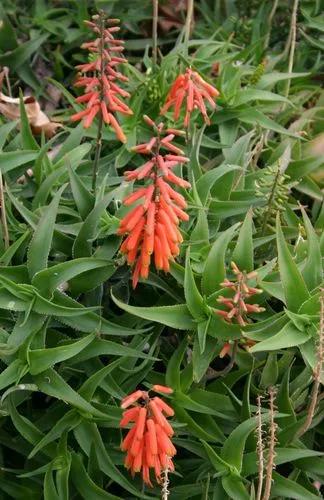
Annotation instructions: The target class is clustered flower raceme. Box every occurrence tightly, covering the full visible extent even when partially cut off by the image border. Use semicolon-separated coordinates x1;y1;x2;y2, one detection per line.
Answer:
118;116;191;288
71;13;132;142
215;262;265;327
120;385;176;487
161;67;219;126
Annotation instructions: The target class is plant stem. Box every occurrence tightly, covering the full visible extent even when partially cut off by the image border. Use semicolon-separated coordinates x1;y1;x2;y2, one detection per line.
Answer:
264;0;279;50
256;395;264;500
3;66;12;97
263;387;277;500
296;290;324;438
0;173;9;250
261;164;281;236
152;0;158;67
282;0;299;102
161;467;170;499
92;12;105;192
184;0;194;57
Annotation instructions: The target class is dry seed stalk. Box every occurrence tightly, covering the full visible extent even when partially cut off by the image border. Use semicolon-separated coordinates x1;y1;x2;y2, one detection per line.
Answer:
263;386;278;500
161;467;170;500
0;173;9;250
256;394;265;500
296;290;324;438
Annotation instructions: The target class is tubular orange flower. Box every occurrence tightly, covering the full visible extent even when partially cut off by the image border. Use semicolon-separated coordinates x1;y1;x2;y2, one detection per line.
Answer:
118;117;191;288
161;68;219;126
71;12;132;141
119;385;175;487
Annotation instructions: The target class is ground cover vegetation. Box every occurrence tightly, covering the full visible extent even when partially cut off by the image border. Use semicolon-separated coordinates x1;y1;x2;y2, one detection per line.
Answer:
0;0;323;498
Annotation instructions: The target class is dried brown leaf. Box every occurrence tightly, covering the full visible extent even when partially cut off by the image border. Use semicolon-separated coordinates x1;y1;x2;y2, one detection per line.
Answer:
0;91;62;138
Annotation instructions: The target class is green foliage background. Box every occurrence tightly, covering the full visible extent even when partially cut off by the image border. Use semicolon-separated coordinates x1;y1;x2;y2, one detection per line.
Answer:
0;0;323;498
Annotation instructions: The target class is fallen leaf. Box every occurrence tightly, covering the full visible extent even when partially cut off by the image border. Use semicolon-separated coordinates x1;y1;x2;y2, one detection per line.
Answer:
0;93;62;138
0;71;63;138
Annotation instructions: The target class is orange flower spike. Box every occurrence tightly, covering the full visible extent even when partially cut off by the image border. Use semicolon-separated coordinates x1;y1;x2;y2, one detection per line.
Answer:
117;116;190;287
161;68;219;127
120;388;176;486
71;13;131;142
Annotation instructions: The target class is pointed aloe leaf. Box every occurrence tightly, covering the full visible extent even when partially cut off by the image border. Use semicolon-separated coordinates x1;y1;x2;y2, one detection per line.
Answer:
70;338;156;365
232;210;253;272
73;187;121;258
0;121;18;151
222;475;250;500
221;415;267;473
33;369;109;418
184;248;206;321
243;448;324;476
44;465;60;500
90;424;150;499
33;144;91;208
0;230;30;266
27;185;66;278
7;312;45;349
250;321;311;353
19;91;39;150
260;353;278;388
192;333;217;382
79;359;122;400
29;411;81;459
301;207;322;291
166;338;187;390
68;166;94;219
53;291;144;336
7;399;55;457
201;440;229;474
277;364;296;427
32;258;111;297
0;150;38;173
71;453;121;500
0;359;27;391
202;224;240;297
197;316;210;354
196;165;241;204
111;293;195;330
173;403;221;442
276;216;309;312
28;333;95;375
271;471;320;500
